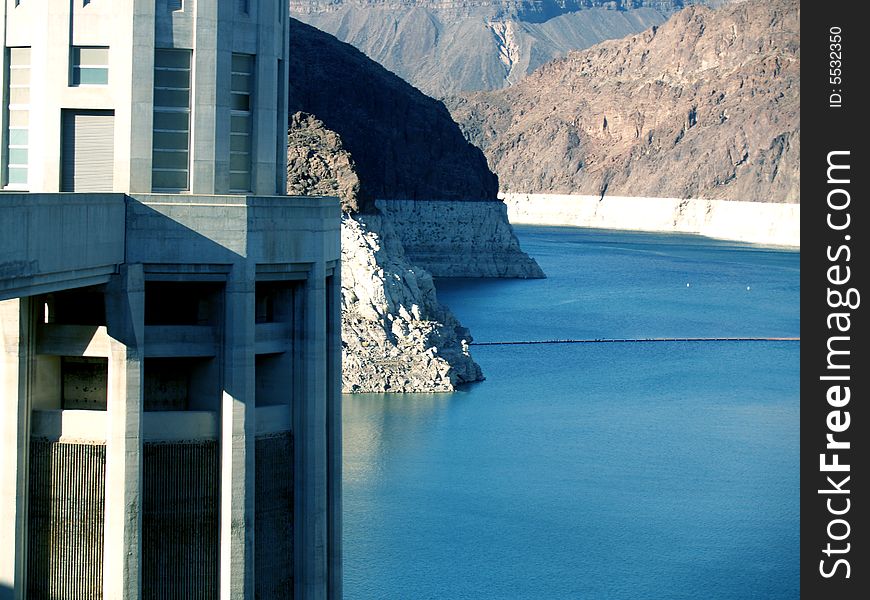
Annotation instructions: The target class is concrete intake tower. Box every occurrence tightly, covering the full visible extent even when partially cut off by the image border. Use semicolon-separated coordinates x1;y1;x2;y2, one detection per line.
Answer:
0;1;341;598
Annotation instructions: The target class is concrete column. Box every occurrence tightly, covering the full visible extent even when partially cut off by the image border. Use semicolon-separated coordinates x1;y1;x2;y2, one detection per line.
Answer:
191;0;218;194
220;263;256;600
295;264;329;600
125;0;157;193
103;264;145;600
326;268;343;600
0;298;31;600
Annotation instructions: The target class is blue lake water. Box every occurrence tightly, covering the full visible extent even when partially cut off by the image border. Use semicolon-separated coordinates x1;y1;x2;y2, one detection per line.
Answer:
342;227;800;599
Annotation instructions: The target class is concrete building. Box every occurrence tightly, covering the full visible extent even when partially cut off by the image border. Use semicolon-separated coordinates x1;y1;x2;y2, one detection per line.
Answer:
0;1;341;598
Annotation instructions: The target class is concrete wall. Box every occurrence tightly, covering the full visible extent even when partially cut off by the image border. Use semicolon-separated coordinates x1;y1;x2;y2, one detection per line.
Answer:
501;193;801;248
2;0;289;195
0;194;125;300
126;194;341;264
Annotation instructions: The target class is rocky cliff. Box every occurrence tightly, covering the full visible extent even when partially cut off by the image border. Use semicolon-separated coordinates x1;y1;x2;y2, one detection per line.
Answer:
290;1;730;96
286;113;486;392
446;0;799;204
341;214;484;392
375;199;544;277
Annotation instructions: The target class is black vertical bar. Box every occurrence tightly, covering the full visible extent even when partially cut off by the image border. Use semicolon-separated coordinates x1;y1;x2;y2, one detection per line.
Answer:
801;2;867;597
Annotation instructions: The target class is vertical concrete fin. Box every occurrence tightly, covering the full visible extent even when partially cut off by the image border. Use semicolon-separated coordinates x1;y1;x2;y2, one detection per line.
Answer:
103;265;145;599
220;265;256;599
295;263;329;599
0;298;30;599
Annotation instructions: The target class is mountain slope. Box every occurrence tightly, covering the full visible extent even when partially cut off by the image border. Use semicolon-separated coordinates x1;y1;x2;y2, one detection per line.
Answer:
446;0;800;202
288;17;499;212
290;1;729;96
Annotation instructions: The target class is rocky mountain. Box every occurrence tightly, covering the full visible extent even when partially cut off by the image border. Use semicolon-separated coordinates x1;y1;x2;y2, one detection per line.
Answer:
288;17;498;211
446;0;800;202
286;19;542;392
290;0;730;96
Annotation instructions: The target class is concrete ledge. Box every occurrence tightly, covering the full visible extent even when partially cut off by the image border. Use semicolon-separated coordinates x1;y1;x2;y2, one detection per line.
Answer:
126;194;341;265
31;409;107;443
0;193;125;300
255;405;291;436
255;323;292;354
142;410;219;441
144;325;219;357
1;192;342;301
37;325;111;357
30;410;222;443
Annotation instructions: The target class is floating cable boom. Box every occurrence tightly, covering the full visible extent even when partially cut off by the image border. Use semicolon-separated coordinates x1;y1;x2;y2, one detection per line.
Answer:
471;337;800;346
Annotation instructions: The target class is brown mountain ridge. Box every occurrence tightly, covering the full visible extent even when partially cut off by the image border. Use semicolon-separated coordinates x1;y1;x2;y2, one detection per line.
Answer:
445;0;800;202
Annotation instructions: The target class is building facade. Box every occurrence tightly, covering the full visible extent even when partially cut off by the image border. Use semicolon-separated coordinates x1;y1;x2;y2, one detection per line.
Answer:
0;1;341;598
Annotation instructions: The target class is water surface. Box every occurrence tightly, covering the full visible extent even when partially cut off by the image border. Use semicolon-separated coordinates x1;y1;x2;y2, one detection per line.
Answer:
343;227;800;599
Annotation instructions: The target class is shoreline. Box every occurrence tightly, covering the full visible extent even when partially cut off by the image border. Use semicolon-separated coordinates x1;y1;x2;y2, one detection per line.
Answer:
500;193;800;249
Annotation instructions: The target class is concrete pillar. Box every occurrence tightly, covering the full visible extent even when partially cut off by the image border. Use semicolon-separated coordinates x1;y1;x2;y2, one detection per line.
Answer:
0;298;31;600
190;2;221;194
125;0;157;193
103;264;145;600
326;268;343;600
295;264;329;599
220;264;256;599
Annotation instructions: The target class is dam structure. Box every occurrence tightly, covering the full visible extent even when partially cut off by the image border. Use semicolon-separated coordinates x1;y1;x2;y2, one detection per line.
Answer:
0;1;341;599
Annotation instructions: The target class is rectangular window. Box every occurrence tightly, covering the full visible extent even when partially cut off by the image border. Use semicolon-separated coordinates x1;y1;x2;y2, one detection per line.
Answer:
168;0;183;10
4;47;30;189
70;46;109;86
230;53;254;193
152;48;191;192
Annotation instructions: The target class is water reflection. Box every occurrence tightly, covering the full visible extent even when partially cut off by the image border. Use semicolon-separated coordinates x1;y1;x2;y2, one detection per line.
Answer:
343;393;454;485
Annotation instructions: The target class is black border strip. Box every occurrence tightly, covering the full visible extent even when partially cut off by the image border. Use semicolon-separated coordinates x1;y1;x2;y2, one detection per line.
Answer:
801;3;867;597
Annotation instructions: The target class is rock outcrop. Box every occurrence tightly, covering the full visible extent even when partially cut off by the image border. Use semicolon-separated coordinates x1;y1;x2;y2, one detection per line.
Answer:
341;214;483;392
446;0;800;203
375;199;544;277
287;112;363;213
290;1;730;96
286;109;486;392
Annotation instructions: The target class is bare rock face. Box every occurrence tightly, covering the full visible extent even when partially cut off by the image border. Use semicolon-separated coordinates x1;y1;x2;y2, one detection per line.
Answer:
341;214;484;393
446;0;800;203
290;1;730;96
287;112;363;213
287;114;485;392
375;199;545;278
